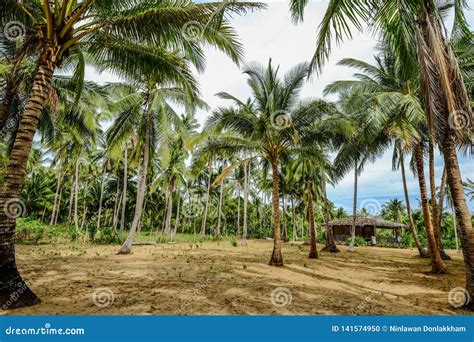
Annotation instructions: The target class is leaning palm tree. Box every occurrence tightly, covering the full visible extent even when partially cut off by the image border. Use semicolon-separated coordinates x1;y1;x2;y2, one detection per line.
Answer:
206;60;319;266
289;0;474;308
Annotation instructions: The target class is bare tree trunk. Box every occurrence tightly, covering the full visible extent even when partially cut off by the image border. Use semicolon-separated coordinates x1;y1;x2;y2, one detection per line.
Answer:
269;160;283;266
348;161;358;252
436;166;451;260
118;108;151;254
400;153;428;258
291;197;298;241
50;168;63;225
321;176;339;253
97;165;106;231
67;173;75;223
200;160;212;236
0;50;57;308
164;187;173;235
242;161;249;240
173;192;180;238
236;187;241;235
414;145;446;273
282;193;288;242
216;177;224;237
120;147;128;235
54;186;63;225
73;158;80;232
308;180;318;259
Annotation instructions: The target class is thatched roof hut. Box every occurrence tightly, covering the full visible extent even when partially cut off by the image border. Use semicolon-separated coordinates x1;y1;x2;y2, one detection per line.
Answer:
329;217;406;244
329;217;406;229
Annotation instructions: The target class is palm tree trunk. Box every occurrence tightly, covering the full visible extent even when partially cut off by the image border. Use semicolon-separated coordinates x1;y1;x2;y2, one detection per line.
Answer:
97;165;106;231
269;160;283;266
174;192;180;238
73;158;80;232
237;187;241;235
0;50;57;308
118;109;151;254
308;180;318;259
291;198;298;241
242;161;249;240
400;153;428;258
321;176;339;253
428;140;442;256
200;160;212;236
68;173;75;223
120;147;128;234
442;137;474;308
165;187;173;235
414;145;446;273
216;178;224;237
282;192;288;242
50;168;63;225
54;185;63;225
436;166;451;260
349;160;358;252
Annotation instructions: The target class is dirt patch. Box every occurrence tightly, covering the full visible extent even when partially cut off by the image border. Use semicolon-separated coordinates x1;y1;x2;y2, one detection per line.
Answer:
2;240;470;315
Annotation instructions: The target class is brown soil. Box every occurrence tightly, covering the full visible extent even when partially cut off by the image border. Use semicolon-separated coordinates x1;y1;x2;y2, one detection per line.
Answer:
3;240;471;315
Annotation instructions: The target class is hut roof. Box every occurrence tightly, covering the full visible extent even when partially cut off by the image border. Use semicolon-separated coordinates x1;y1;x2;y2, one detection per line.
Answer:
329;217;406;229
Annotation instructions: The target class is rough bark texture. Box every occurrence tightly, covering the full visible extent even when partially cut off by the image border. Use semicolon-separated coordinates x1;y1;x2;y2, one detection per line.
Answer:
414;145;446;274
120;147;128;234
269;161;283;266
436;167;451;260
0;50;57;308
321;177;339;253
400;154;429;258
307;180;318;259
442;137;474;309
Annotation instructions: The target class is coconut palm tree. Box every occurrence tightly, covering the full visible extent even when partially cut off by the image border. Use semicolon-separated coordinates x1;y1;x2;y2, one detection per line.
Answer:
289;0;474;308
206;60;321;266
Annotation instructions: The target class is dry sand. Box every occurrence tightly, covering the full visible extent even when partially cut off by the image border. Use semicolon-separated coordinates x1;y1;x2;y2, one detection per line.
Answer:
3;240;471;315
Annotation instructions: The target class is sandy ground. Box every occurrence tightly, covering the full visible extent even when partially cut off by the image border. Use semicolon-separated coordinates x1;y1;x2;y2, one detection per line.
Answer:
2;240;472;315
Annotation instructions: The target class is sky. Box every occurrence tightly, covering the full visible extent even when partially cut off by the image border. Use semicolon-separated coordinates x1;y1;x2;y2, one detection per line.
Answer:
84;0;474;213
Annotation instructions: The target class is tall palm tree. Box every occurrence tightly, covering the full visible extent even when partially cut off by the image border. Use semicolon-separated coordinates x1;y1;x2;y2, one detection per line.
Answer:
289;0;474;308
206;60;320;266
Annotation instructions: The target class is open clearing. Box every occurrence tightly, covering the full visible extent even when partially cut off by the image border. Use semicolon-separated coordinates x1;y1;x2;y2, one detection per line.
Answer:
3;240;470;315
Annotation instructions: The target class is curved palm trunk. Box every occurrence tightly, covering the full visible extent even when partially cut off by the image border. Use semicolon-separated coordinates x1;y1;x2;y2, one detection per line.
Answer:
442;137;474;308
417;4;473;306
307;180;318;259
348;161;358;252
414;145;446;273
118;111;151;254
400;154;428;258
269;160;283;266
120;147;128;234
0;51;57;308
